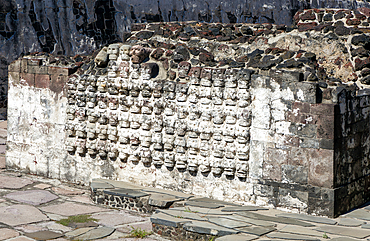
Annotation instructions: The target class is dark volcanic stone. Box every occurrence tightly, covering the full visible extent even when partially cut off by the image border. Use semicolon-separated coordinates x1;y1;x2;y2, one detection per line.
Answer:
136;31;154;39
240;26;253;35
335;26;350;36
173;45;190;62
323;13;333;21
352;34;370;47
277;59;304;68
300;10;316;21
298;22;318;32
199;52;214;64
334;11;346;20
351;47;368;57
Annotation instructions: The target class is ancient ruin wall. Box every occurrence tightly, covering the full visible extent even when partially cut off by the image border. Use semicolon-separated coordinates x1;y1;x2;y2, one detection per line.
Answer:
7;8;370;217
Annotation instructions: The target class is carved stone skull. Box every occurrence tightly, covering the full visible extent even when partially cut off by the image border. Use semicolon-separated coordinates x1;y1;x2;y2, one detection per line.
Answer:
119;45;131;61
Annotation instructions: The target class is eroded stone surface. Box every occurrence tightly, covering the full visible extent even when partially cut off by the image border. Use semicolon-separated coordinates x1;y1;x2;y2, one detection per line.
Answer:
0;228;19;240
24;230;64;240
338;218;365;227
40;202;107;216
276;213;336;225
91;211;147;227
279;225;324;237
150;212;192;227
0;205;49;226
73;227;115;240
215;233;259;241
183;221;238;236
315;225;370;239
266;232;320;240
5;190;58;205
0;176;33;189
207;216;251;228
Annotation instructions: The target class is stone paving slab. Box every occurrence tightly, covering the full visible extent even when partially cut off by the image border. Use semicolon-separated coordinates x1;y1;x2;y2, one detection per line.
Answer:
221;206;268;212
65;227;96;238
157;209;208;221
0;205;49;226
215;233;259;241
0;156;5;169
338;218;365;227
266;232;320;240
74;227;115;240
104;188;149;198
183;220;238;236
330;238;363;241
148;194;184;207
229;214;276;227
185;201;224;209
91;180;115;191
276;213;336;225
279;225;324;237
362;223;370;229
91;211;147;227
344;209;370;221
207;216;251;228
24;230;64;240
141;187;193;199
315;225;370;239
0;228;19;240
33;183;51;189
40;202;107;216
187;197;240;206
5;190;58;205
238;211;315;227
0;175;33;189
6;236;36;241
150;212;192;227
235;226;276;236
52;186;85;195
171;206;232;215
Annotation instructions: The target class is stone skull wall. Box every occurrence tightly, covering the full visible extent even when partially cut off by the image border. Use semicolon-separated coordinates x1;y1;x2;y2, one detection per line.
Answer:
7;9;370;217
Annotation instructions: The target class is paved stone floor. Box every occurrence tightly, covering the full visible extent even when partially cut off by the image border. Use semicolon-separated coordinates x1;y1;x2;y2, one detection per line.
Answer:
2;120;370;240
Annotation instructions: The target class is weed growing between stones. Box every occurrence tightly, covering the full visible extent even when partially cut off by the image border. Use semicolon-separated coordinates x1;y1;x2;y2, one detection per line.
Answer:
129;226;152;238
56;214;98;226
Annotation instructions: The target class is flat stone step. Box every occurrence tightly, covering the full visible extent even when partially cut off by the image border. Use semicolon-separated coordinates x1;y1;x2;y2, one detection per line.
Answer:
188;197;240;206
344;209;370;221
185;201;224;209
338;218;365;227
94;179;142;189
73;227;115;240
215;233;259;241
238;211;315;227
171;206;232;215
157;209;208;221
24;230;64;240
141;187;193;199
221;206;268;212
330;238;363;241
150;212;192;227
148;194;184;208
235;226;276;236
229;214;276;227
103;188;149;198
183;220;238;236
276;213;336;225
279;225;325;237
207;216;251;229
266;232;320;240
315;225;370;239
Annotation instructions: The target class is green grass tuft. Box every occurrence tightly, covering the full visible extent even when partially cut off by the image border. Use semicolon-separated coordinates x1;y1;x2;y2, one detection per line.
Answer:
56;214;98;226
129;227;152;238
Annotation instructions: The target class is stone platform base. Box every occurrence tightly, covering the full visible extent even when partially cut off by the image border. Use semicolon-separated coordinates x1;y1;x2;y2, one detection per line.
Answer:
90;178;370;241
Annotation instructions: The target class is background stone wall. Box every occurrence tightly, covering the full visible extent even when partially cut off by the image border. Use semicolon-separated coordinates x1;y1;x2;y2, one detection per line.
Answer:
1;0;370;119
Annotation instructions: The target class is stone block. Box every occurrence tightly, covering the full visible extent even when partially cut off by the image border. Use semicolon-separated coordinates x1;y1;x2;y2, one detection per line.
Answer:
297;124;317;138
48;66;71;76
262;148;288;181
50;74;67;94
281;164;308;184
28;65;48;75
310;103;335;116
8;59;21;72
35;74;51;89
20;73;35;87
307;149;334;188
9;72;20;85
299;138;319;149
320;138;334;149
275;134;299;149
316;115;334;139
291;82;317;104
